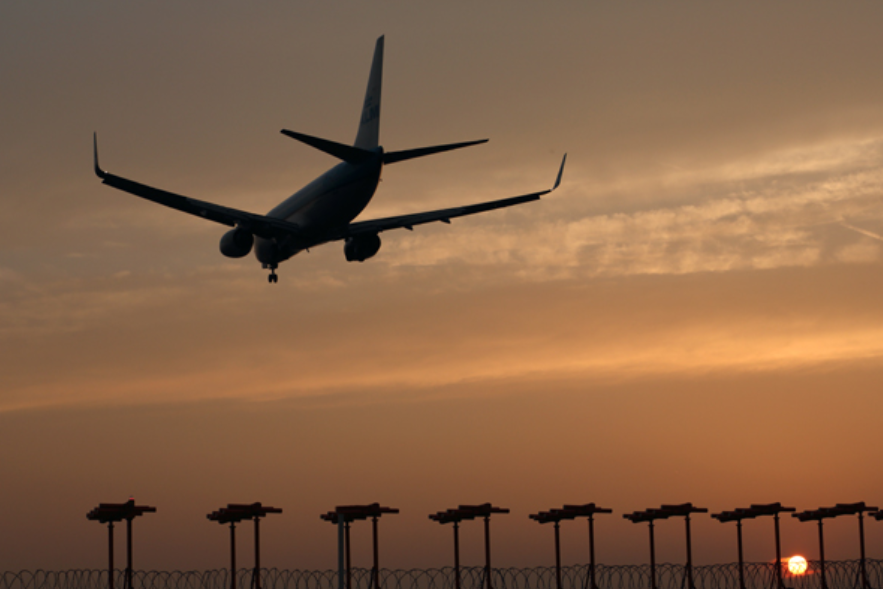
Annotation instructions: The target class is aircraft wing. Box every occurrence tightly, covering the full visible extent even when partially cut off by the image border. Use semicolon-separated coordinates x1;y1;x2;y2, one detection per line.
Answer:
341;154;566;238
342;192;542;237
93;134;302;240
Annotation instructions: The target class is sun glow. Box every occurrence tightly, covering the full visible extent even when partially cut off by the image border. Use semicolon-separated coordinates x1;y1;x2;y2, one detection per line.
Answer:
788;556;808;575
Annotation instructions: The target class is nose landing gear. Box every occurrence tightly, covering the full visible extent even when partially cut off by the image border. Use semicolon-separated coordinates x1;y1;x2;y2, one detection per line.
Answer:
267;266;278;283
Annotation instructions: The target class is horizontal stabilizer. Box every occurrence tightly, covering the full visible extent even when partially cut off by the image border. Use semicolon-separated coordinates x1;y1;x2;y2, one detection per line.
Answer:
383;139;488;164
280;129;374;163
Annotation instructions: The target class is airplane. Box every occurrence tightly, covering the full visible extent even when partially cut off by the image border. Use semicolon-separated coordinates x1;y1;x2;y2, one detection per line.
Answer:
93;36;566;283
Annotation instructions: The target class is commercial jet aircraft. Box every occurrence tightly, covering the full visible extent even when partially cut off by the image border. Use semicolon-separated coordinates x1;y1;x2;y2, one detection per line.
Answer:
93;36;566;283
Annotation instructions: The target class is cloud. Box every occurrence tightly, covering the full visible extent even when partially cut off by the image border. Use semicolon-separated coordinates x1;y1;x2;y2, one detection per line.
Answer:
0;267;24;283
4;136;883;413
840;220;883;242
3;258;883;414
382;137;883;279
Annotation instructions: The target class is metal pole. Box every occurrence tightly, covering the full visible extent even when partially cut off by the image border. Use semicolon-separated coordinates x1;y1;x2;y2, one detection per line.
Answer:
108;522;115;589
817;520;827;589
230;523;237;589
554;521;562;589
126;518;133;589
346;522;352;589
736;520;745;589
588;515;597;589
648;521;656;589
774;514;784;589
858;513;869;589
253;517;261;589
684;514;694;589
372;516;380;589
337;519;345;589
484;516;493;589
453;521;461;589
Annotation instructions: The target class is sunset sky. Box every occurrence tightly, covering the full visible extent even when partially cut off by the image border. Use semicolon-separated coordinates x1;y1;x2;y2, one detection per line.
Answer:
2;1;883;573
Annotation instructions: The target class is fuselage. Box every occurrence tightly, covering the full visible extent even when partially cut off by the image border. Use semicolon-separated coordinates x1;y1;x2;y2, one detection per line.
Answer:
254;151;384;266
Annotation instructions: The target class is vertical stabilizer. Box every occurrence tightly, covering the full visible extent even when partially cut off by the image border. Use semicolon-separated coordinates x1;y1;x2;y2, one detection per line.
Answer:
354;36;384;149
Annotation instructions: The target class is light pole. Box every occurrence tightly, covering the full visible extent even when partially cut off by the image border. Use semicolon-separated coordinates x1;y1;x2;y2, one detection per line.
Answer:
712;508;760;589
322;504;400;589
624;503;707;589
87;499;157;589
793;503;879;589
208;502;282;589
430;504;508;589
740;503;796;589
530;503;612;589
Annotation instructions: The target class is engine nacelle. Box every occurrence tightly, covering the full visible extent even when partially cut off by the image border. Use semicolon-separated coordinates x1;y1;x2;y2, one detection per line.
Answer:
219;228;254;258
344;233;381;262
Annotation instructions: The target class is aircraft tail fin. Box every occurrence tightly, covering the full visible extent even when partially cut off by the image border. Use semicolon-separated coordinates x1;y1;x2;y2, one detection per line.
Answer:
354;36;384;150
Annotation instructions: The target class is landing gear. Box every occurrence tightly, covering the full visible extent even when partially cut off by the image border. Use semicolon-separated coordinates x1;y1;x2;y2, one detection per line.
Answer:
268;268;278;283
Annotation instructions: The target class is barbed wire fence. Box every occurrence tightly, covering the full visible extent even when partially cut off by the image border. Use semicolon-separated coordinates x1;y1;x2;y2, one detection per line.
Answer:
3;561;882;589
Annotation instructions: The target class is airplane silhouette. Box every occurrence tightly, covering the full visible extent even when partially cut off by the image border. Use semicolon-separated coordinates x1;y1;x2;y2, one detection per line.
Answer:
94;36;565;283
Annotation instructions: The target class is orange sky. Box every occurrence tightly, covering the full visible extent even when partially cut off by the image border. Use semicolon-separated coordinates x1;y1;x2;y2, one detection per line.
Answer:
2;0;883;573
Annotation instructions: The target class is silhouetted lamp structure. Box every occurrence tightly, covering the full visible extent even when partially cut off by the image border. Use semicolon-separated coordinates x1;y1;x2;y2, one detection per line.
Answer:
872;508;883;568
321;503;399;589
624;503;707;589
792;502;879;589
833;502;879;589
712;508;758;589
734;503;795;589
429;504;509;589
529;504;612;589
86;499;156;589
623;508;665;589
792;507;833;589
428;509;466;589
207;503;282;589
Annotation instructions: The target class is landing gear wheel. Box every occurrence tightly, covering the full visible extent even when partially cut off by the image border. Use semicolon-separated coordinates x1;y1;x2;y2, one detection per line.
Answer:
268;272;278;283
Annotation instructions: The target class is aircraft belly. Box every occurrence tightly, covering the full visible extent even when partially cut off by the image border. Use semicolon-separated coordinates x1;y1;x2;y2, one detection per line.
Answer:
253;169;379;267
288;174;377;231
254;236;279;265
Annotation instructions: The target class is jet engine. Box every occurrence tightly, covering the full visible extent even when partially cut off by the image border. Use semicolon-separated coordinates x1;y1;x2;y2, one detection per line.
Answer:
344;233;381;262
219;228;254;258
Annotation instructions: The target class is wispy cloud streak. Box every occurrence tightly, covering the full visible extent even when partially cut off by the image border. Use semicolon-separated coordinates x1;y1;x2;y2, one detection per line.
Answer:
385;137;883;279
840;220;883;242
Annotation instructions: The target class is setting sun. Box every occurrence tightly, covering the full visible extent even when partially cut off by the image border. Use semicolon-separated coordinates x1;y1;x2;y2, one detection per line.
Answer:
788;556;808;575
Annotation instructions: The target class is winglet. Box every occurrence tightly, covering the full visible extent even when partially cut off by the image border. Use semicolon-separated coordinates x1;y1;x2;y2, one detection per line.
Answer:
93;132;107;179
553;153;567;191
